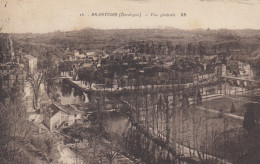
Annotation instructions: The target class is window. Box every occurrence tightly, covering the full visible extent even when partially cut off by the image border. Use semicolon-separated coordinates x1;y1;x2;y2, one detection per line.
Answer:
54;125;58;129
64;122;69;126
74;114;77;117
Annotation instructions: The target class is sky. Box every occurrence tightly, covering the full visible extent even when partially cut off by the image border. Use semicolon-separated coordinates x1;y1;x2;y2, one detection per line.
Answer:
0;0;260;33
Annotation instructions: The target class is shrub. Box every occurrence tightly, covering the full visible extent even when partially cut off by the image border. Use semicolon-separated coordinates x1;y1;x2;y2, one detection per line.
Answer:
219;108;224;118
230;103;236;113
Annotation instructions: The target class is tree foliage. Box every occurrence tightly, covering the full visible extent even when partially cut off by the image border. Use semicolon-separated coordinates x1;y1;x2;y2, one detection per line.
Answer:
26;70;44;109
243;108;256;131
0;90;37;163
230;102;236;113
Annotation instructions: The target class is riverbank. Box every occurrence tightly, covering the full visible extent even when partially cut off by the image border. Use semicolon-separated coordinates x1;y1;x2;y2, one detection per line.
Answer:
59;76;259;163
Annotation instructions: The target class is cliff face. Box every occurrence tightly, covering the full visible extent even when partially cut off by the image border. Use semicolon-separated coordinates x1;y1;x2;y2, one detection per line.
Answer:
0;33;14;64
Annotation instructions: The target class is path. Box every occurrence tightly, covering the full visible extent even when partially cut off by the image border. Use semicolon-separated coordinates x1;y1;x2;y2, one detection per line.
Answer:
57;144;84;164
198;106;244;120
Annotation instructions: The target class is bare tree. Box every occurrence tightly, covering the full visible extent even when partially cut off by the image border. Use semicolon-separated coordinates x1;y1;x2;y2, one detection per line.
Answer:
190;107;205;158
26;69;44;109
0;93;36;163
100;139;120;164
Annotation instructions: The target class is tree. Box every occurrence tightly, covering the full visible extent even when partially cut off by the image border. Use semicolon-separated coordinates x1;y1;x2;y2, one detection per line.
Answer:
156;95;163;137
243;108;256;131
164;95;170;143
25;51;60;109
230;102;236;113
26;70;44;109
10;80;22;102
39;54;59;97
95;69;105;84
182;91;190;115
196;89;203;105
190;107;205;157
219;108;225;118
84;69;96;89
95;92;107;134
44;68;59;98
0;90;36;163
100;140;120;164
0;86;9;104
114;64;124;89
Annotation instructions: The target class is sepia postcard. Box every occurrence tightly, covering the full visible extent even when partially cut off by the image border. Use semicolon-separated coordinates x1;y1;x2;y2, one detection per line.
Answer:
0;0;260;163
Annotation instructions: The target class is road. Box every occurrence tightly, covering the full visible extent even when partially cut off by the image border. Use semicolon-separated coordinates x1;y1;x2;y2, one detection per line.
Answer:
198;106;244;120
57;144;84;164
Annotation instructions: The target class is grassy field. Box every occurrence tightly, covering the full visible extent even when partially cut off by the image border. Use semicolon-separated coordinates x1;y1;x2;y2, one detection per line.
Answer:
203;97;258;117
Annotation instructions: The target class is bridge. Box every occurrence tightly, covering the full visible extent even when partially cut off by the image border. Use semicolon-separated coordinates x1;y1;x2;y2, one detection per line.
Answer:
221;75;260;87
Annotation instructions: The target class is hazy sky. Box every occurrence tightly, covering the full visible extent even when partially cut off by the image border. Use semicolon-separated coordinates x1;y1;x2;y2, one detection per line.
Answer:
0;0;260;33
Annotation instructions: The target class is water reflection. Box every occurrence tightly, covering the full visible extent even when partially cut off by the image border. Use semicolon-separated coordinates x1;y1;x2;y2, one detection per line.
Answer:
61;81;72;97
104;112;130;135
57;79;194;163
58;80;90;105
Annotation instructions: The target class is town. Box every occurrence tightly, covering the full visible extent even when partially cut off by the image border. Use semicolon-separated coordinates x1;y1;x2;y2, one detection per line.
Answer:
0;29;260;164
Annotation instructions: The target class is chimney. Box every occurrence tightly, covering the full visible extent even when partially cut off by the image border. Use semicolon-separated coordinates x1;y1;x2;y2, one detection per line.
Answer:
203;64;207;70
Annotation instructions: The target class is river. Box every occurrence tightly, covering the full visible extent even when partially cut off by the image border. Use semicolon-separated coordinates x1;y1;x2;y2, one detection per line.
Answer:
57;79;194;164
57;79;130;131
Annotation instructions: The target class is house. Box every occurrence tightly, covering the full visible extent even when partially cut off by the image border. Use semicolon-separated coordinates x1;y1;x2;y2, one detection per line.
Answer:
102;53;109;59
121;75;129;87
0;63;24;89
164;61;173;68
74;50;86;60
23;54;37;72
238;61;252;77
43;103;83;132
86;52;95;58
79;63;97;71
215;64;226;77
177;71;195;84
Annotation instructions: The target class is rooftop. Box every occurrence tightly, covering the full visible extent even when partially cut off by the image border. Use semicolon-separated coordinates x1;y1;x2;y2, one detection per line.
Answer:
45;103;82;118
24;54;37;60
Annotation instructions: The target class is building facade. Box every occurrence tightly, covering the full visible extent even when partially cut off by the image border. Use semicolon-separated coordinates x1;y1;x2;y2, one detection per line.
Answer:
23;54;37;72
43;103;83;132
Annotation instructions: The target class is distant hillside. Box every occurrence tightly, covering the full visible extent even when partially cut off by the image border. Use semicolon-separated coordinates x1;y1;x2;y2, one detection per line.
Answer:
8;28;260;59
250;48;260;59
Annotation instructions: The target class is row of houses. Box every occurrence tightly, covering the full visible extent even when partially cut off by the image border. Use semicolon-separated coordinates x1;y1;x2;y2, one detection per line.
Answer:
63;49;109;61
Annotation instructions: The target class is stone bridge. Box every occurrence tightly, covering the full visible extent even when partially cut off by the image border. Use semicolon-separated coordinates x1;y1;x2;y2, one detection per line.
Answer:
221;76;260;87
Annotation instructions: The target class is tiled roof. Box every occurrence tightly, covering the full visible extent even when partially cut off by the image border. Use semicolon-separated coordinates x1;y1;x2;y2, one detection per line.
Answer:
63;104;83;114
45;103;82;118
45;103;66;117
